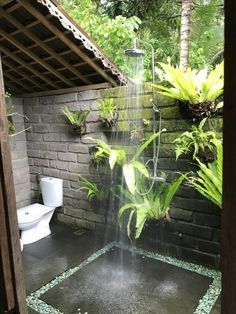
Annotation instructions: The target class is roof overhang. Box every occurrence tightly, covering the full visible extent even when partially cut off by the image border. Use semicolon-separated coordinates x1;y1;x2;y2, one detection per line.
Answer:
0;0;127;96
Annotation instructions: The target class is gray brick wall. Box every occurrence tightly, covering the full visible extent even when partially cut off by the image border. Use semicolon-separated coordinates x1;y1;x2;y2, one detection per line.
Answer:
23;90;105;230
9;85;222;268
8;97;31;209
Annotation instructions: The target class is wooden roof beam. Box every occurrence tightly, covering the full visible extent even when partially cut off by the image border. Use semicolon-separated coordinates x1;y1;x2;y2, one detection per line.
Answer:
0;29;73;87
3;78;22;94
0;8;91;84
18;0;118;86
3;59;44;90
3;71;35;92
19;82;112;98
0;12;45;43
0;44;60;89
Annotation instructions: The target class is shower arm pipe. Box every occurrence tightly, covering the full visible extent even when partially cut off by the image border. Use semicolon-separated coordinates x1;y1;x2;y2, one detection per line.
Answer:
134;39;159;161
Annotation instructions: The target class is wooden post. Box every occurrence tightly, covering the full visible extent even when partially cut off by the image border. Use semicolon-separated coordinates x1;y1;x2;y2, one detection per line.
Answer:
222;0;236;313
0;55;27;313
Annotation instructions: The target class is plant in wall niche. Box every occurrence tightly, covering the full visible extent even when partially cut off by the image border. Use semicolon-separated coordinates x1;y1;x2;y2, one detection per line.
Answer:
174;118;219;161
117;173;184;239
130;125;145;143
61;107;90;134
184;139;222;208
77;175;107;200
99;98;118;127
153;61;224;119
86;130;166;195
89;145;107;169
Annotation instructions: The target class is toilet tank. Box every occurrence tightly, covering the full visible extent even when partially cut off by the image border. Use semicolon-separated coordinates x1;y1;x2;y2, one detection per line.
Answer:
40;177;63;207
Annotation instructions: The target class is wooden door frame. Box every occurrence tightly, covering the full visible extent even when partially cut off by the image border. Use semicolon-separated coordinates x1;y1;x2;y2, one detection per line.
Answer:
0;1;236;313
222;1;236;313
0;54;27;313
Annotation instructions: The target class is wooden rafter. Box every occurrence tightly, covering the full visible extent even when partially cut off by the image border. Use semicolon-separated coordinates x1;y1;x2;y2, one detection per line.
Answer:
0;8;91;84
3;59;44;90
3;71;35;92
0;0;126;95
0;29;74;87
0;44;60;89
18;0;118;86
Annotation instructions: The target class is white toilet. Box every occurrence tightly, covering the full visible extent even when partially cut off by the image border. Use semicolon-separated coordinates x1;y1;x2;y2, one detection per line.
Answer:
17;177;63;245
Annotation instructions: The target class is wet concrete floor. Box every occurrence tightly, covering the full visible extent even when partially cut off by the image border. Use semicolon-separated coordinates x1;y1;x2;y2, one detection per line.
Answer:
22;220;220;314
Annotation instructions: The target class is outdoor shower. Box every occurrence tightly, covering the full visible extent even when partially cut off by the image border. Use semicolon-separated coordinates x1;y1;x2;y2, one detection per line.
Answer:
125;39;165;195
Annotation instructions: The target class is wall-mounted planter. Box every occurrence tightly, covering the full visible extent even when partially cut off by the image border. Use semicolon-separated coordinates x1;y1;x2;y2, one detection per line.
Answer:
61;107;90;136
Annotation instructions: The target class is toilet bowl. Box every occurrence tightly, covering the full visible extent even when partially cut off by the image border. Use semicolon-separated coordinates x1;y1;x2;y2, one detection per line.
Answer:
17;177;63;245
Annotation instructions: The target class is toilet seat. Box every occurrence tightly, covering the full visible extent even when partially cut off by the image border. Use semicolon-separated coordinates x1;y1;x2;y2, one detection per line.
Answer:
17;203;54;223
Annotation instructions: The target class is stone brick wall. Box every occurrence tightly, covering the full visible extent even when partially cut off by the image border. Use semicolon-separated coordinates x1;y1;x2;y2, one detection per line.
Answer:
102;86;222;267
9;84;222;267
23;90;107;230
8;97;31;209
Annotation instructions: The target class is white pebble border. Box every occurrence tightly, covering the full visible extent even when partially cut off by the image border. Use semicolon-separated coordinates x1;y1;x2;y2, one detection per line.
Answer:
27;241;221;314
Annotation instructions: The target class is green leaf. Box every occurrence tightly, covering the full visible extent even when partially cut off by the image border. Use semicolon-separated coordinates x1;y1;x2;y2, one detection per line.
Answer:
123;164;136;194
162;175;185;212
130;160;149;177
134;130;165;159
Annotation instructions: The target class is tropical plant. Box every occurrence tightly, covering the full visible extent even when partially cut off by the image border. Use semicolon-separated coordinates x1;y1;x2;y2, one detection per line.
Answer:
154;61;224;118
60;0;141;71
174;118;219;160
184;139;222;208
61;107;90;134
86;130;166;194
77;174;106;200
99;98;118;127
117;173;184;239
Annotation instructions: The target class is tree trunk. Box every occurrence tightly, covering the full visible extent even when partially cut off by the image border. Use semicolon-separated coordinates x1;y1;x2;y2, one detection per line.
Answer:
180;0;192;71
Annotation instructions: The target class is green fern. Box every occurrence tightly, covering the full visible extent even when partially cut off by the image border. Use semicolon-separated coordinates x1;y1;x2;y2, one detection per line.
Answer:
61;107;90;126
99;98;118;127
185;139;222;208
118;175;184;239
154;62;223;105
117;174;184;239
173;118;218;160
77;175;106;200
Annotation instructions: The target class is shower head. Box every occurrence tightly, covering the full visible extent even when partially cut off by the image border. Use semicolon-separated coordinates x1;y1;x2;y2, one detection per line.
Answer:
124;48;144;56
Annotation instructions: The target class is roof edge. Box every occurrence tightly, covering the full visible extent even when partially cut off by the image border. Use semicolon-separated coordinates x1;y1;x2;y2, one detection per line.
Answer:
37;0;128;85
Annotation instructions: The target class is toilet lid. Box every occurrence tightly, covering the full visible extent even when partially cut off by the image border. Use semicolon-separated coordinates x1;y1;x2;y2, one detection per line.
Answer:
17;203;53;223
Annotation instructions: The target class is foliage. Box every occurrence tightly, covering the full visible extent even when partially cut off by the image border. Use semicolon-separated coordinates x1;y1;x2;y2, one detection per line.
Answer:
117;173;184;239
60;0;141;71
184;139;222;208
189;0;224;69
99;98;118;127
7;105;15;135
174;118;219;160
154;62;224;117
77;174;106;200
61;107;90;126
98;0;223;72
86;131;165;194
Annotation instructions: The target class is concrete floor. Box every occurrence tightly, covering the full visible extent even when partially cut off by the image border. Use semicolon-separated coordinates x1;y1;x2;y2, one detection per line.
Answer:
22;220;220;314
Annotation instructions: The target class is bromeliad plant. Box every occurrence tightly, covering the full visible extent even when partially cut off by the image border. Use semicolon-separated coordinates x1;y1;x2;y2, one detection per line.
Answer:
184;139;222;208
153;62;224;118
174;118;219;161
117;173;184;239
61;107;90;134
99;98;118;127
